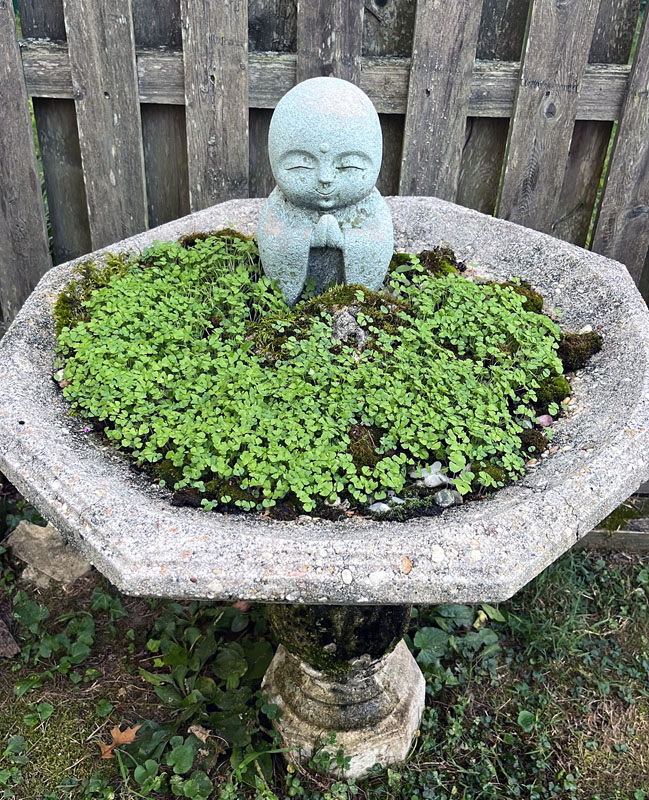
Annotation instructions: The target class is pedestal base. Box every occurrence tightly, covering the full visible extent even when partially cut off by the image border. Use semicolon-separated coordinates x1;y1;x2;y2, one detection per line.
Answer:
262;639;425;779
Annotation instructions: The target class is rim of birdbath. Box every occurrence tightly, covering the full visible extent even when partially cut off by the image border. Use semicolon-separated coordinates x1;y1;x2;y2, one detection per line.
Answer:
1;197;649;605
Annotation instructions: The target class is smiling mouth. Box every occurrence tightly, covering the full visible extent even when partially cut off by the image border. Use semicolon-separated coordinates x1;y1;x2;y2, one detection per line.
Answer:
316;189;335;196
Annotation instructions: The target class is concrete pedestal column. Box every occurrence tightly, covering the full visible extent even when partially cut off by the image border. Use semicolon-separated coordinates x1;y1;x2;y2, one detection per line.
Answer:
262;604;425;779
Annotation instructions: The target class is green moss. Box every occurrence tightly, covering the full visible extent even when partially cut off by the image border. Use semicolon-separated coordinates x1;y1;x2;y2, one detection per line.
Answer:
268;604;411;677
347;424;381;470
153;457;184;488
370;494;442;522
534;375;571;412
558;331;603;371
53;254;131;335
177;227;253;249
417;247;460;277
518;429;549;456
0;696;117;796
470;461;510;491
500;280;544;313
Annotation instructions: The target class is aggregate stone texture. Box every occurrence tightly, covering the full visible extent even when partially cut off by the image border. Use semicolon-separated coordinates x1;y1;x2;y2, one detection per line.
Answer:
1;197;649;604
6;520;92;588
262;640;425;779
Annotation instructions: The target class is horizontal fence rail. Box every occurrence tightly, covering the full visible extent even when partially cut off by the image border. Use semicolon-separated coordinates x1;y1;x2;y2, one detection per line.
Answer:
1;0;649;326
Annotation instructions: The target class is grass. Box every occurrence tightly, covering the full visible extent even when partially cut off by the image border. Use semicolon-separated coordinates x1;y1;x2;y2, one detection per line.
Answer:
1;480;648;800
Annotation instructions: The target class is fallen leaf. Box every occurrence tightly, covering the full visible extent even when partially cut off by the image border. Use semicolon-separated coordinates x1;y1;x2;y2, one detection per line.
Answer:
96;724;142;759
188;724;211;744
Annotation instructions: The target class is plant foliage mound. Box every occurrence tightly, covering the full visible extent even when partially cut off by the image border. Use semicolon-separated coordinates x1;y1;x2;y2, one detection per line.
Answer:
55;231;568;516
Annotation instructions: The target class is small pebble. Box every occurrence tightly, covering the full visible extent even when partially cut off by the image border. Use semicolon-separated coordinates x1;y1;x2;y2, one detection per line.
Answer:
391;497;405;505
578;324;593;334
423;472;449;488
434;489;461;508
536;414;553;427
341;569;353;585
368;502;391;513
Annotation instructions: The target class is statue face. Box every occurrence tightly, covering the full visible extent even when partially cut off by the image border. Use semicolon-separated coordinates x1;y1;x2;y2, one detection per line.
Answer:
269;77;383;212
276;142;377;211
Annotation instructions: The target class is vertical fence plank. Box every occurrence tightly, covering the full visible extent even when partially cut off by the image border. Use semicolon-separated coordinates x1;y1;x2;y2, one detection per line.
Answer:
552;0;643;245
181;0;249;211
63;0;147;249
16;0;91;264
457;0;530;214
363;0;415;196
249;0;296;198
497;0;600;231
249;0;297;52
592;9;649;283
399;0;484;200
0;0;51;322
296;0;364;83
132;0;189;227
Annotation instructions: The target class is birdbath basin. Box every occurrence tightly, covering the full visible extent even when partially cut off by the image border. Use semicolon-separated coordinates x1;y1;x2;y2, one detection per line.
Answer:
2;196;649;777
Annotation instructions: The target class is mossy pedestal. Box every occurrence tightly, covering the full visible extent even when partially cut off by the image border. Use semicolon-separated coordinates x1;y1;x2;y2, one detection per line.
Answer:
262;604;425;778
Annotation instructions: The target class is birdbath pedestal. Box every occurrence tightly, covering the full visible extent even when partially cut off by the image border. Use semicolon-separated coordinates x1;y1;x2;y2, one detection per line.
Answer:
2;197;649;778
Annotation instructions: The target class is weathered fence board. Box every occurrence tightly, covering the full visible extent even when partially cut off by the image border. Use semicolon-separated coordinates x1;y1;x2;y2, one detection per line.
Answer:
63;0;147;249
592;8;649;283
399;0;484;200
0;0;51;323
361;0;413;197
497;0;600;231
579;528;649;552
296;0;364;83
552;0;643;247
458;0;530;215
249;0;297;52
248;0;296;200
18;41;632;120
16;0;91;265
132;0;189;228
181;0;249;211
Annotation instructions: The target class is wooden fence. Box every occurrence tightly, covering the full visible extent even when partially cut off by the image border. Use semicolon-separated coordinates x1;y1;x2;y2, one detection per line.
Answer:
1;0;649;326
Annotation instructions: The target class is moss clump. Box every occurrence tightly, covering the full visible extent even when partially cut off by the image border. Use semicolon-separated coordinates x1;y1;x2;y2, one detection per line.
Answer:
370;494;443;522
347;424;381;470
558;331;603;371
534;375;571;412
470;461;510;492
417;247;461;277
178;227;253;249
246;309;311;361
518;429;549;456
500;280;544;313
53;254;131;335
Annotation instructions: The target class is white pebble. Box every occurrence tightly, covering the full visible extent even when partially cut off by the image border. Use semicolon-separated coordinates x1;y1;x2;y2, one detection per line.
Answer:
369;502;391;513
423;472;449;488
341;569;353;585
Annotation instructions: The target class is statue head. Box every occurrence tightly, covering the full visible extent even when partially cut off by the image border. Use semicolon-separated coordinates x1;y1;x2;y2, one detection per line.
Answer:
268;77;383;212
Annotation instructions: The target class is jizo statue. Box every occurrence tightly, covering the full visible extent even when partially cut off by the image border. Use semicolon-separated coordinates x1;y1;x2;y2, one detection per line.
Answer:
258;77;394;305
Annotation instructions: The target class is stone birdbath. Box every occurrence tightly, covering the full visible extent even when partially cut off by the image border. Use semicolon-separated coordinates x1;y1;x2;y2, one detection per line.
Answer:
2;80;649;779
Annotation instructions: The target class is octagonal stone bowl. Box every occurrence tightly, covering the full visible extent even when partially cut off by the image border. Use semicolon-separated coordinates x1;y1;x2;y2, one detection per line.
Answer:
2;197;649;607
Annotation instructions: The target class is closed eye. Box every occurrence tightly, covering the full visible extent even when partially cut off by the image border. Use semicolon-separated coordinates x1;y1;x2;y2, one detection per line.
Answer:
286;165;314;171
338;165;364;171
